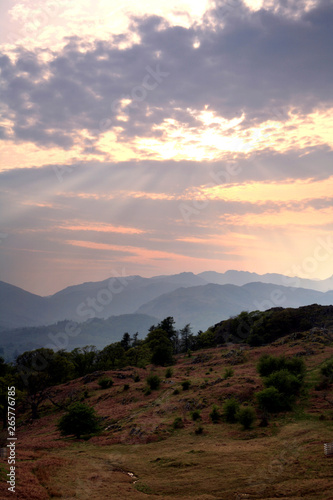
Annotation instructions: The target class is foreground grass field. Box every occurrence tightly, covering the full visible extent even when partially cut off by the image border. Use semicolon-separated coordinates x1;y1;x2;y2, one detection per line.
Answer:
1;330;333;499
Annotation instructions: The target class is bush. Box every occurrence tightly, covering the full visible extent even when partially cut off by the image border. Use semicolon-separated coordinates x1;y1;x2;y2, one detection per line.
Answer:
256;387;284;413
195;426;204;435
264;369;302;397
223;368;234;379
144;388;152;396
209;405;221;423
284;357;306;379
165;367;173;378
173;417;184;429
123;384;130;391
257;354;281;376
321;359;333;383
181;380;191;391
133;374;140;382
223;397;240;423
173;388;180;395
98;377;114;389
237;406;256;430
191;410;201;421
57;402;100;439
146;374;161;390
257;354;305;378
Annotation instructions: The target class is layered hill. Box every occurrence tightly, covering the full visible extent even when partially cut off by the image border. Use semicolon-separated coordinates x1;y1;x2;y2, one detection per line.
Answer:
136;282;333;332
1;310;332;500
1;272;333;359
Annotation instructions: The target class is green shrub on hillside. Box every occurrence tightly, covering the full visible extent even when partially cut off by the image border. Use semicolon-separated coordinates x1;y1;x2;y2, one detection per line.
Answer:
264;369;302;397
57;402;100;439
223;397;240;423
257;354;305;378
181;380;191;391
237;406;256;430
191;410;201;421
210;405;221;423
98;377;114;389
173;417;184;429
223;368;234;379
321;359;333;383
146;374;161;390
255;355;306;413
256;387;284;413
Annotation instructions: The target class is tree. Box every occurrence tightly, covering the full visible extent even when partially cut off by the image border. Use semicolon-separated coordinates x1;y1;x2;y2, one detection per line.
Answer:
16;348;55;419
157;317;179;352
120;332;132;351
57;402;100;439
70;346;97;376
145;328;174;366
179;324;194;352
95;343;125;370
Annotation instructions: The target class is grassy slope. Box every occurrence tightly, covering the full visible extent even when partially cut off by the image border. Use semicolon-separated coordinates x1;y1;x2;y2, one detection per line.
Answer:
1;329;333;499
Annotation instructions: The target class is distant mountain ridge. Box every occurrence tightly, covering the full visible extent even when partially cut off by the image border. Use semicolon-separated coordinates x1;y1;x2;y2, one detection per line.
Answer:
1;271;333;332
198;270;333;292
136;282;333;332
1;271;333;360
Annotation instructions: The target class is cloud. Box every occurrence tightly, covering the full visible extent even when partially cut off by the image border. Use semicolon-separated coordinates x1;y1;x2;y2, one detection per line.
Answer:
0;0;332;153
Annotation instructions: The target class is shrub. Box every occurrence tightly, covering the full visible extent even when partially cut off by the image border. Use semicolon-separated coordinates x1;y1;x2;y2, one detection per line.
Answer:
195;426;204;435
165;367;173;378
144;388;152;396
284;357;306;379
57;402;100;439
237;406;256;430
191;410;201;421
123;384;130;391
264;369;302;397
223;368;234;380
133;374;140;382
256;387;284;413
146;374;161;390
257;354;305;378
173;417;184;429
321;359;333;383
209;405;221;423
173;388;180;395
181;380;191;391
257;354;281;377
98;377;114;389
223;397;240;423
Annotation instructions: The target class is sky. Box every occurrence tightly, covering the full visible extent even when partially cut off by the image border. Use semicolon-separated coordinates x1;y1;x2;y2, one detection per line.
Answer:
0;0;332;296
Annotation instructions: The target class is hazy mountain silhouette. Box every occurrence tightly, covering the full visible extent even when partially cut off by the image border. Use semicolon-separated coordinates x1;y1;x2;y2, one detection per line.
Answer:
198;270;333;292
136;282;333;331
1;271;332;339
0;313;159;362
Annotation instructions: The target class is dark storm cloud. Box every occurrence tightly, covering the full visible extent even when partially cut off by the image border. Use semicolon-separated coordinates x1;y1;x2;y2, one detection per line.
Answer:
0;0;332;148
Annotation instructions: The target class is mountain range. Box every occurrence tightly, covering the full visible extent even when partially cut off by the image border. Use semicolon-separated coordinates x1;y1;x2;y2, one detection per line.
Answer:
1;270;333;360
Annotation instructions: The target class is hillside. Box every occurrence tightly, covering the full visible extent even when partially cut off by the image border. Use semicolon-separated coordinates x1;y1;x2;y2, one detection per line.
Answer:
0;313;159;362
1;320;332;499
136;282;333;331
